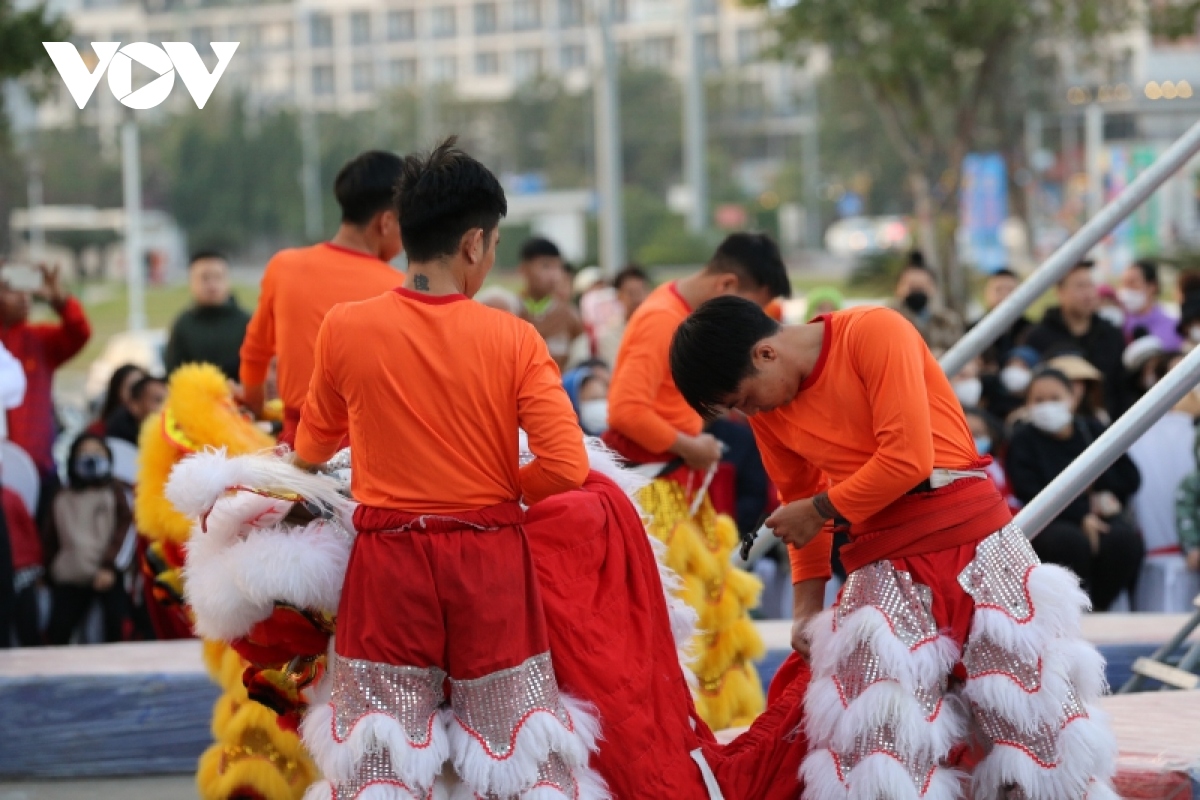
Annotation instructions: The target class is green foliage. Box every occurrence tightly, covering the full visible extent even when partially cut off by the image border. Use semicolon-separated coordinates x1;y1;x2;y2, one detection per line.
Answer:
623;186;712;266
848;250;909;293
0;1;69;83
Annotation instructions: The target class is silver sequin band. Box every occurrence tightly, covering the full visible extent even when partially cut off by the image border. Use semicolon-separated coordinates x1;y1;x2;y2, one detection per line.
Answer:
329;653;447;747
328;748;432;800
957;524;1038;622
970;685;1088;768
835;559;939;651
450;652;572;760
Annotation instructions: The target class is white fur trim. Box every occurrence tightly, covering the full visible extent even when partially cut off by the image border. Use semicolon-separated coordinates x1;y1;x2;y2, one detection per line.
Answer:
799;750;850;800
299;680;450;789
184;514;351;641
167;447;354;525
808;607;961;697
804;676;967;760
448;693;605;799
582;436;650;498
840;754;964;800
970;706;1117;800
303;780;425;800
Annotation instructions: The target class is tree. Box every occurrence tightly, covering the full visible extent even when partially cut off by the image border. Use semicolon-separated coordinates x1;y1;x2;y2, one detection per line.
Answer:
751;0;1139;305
0;1;70;251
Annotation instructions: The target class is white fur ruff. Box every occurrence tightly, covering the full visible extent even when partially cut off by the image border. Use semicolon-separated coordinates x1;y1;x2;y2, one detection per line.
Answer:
799;748;966;800
300;678;450;790
303;780;427;800
447;693;608;799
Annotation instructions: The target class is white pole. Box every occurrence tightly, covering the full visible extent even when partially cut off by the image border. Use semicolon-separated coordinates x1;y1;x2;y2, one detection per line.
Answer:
592;0;626;277
802;75;821;248
294;0;323;240
681;0;707;234
26;157;45;263
121;118;147;331
1085;102;1104;222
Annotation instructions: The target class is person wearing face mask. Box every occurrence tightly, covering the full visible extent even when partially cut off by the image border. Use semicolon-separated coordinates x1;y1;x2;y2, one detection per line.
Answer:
42;433;133;644
1006;369;1143;611
562;363;610;436
963;406;1020;511
1121;334;1168;402
1096;284;1126;329
983;346;1040;422
1118;260;1182;349
951;358;984;408
1176;286;1200;352
887;251;964;354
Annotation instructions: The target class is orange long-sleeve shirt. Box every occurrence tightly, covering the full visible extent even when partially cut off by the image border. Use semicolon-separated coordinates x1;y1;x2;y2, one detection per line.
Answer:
748;306;978;582
606;282;702;455
239;243;402;412
296;288;589;512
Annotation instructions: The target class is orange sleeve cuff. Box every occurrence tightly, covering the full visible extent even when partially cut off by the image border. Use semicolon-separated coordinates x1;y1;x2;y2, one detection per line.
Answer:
789;527;834;583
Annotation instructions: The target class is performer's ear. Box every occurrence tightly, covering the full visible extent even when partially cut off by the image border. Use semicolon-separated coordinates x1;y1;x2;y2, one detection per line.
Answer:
753;341;777;365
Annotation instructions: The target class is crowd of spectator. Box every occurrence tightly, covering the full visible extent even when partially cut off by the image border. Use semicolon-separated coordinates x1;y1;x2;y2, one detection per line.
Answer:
4;239;1200;648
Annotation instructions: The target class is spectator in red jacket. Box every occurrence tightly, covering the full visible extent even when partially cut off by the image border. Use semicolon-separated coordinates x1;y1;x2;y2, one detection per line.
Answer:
0;264;92;525
2;488;43;646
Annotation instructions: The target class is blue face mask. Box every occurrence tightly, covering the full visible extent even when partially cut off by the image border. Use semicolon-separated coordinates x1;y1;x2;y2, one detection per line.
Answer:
75;453;112;483
974;436;992;456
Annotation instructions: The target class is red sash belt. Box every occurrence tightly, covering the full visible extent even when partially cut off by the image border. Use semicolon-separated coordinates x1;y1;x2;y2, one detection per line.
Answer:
840;475;1013;576
353;501;526;533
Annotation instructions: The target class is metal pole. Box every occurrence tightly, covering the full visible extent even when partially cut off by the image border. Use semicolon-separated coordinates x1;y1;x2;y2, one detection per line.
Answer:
592;0;626;277
418;2;437;144
121;118;147;332
681;0;707;234
802;75;821;249
1014;343;1200;539
294;1;323;241
1085;102;1104;222
940;116;1200;378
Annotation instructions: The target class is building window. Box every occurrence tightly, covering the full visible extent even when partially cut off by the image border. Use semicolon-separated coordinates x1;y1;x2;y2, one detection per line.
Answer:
641;36;675;68
514;48;543;82
310;13;333;47
699;32;719;70
559;0;584;28
389;57;418;86
350;11;371;45
352;60;374;92
513;0;541;30
736;28;760;63
475;2;498;34
432;55;457;82
560;43;586;69
432;6;456;38
312;64;335;94
475;50;500;75
387;10;415;40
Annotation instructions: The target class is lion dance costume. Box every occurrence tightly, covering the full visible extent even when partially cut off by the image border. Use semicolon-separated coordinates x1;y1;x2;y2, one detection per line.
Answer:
135;364;317;800
166;437;812;799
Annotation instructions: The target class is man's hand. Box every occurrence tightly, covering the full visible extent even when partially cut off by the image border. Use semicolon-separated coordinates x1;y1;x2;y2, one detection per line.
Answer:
790;579;825;659
93;568;116;592
1081;513;1109;555
35;264;68;308
1187;549;1200;572
671;432;723;472
290;454;322;474
241;383;266;419
766;498;826;549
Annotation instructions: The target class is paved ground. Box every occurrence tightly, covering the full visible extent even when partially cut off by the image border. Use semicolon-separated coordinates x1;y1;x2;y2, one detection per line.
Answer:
0;776;195;799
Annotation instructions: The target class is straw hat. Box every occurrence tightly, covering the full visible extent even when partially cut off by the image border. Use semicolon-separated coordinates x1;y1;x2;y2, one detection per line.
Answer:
1045;354;1103;382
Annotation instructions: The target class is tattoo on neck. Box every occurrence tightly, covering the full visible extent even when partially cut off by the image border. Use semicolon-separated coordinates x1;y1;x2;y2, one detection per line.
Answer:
413;274;429;291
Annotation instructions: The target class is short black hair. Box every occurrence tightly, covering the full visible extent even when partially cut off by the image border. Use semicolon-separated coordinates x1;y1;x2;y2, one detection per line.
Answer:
130;375;165;401
1132;259;1160;288
519;237;562;263
1030;367;1074;394
1057;260;1094;287
188;250;228;267
670;295;780;419
704;232;792;299
989;268;1018;281
334;150;407;226
394;137;507;263
614;264;651;290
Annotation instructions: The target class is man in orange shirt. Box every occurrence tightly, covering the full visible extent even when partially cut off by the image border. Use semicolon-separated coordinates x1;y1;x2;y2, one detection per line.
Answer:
240;150;407;445
671;298;1118;800
293;139;604;800
602;232;791;730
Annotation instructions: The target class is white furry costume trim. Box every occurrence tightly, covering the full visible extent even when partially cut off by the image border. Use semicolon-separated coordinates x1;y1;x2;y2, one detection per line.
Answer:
800;526;1117;800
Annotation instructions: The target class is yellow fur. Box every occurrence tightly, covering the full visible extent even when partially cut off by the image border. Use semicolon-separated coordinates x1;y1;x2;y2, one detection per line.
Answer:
133;364;306;799
639;477;765;730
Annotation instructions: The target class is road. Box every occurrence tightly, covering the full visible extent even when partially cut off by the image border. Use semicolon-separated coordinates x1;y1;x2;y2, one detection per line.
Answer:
0;777;195;800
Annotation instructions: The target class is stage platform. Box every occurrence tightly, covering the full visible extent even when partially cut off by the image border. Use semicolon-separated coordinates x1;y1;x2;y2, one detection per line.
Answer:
1;615;1197;796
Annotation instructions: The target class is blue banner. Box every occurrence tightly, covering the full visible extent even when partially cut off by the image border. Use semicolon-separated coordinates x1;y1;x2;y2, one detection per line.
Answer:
959;153;1009;272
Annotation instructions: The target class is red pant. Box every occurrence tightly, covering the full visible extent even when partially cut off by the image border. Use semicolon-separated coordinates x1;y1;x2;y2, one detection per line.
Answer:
338;503;549;680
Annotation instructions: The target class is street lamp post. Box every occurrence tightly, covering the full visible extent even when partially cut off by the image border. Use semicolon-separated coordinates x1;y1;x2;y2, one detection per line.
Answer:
591;0;626;277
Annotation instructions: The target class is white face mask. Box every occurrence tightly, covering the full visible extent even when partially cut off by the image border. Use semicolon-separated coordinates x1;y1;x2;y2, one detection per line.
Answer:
953;377;983;407
1190;326;1200;345
1000;365;1032;394
1117;288;1148;313
1097;306;1125;328
1029;400;1074;433
578;399;609;434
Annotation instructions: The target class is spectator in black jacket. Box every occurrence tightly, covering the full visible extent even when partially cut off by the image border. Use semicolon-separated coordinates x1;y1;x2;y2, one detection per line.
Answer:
105;375;166;446
1006;368;1143;610
1024;261;1129;420
164;252;250;380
